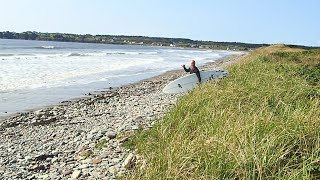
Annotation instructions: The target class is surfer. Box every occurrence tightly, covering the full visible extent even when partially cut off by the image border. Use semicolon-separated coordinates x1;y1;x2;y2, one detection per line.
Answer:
182;60;201;83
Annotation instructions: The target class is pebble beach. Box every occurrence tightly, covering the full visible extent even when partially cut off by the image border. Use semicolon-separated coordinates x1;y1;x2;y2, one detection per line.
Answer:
0;54;245;179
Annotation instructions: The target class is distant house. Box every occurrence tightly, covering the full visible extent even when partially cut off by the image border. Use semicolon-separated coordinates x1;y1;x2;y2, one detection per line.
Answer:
199;45;210;49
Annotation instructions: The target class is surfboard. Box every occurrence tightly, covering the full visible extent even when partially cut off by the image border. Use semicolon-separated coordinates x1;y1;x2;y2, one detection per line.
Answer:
162;70;228;94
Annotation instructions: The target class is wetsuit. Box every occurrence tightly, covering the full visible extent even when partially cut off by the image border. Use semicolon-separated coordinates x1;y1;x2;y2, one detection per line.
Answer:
183;66;201;83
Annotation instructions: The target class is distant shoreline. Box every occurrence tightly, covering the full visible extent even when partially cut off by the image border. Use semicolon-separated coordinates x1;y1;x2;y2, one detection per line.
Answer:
0;31;272;51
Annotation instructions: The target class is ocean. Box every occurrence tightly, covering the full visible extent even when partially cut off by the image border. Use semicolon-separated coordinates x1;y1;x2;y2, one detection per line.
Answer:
0;39;233;117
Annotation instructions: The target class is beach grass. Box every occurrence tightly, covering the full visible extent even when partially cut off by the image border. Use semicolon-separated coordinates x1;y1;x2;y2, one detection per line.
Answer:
124;44;320;179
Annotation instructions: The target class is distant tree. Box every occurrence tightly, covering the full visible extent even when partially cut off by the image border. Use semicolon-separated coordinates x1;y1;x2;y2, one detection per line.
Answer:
20;32;29;40
28;32;37;40
2;31;15;39
0;31;285;50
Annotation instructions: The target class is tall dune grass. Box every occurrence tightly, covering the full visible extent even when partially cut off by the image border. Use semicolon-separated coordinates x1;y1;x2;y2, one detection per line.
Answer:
125;45;320;179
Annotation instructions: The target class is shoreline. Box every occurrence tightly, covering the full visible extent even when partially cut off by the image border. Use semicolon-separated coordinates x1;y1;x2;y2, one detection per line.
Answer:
0;51;243;121
0;53;246;179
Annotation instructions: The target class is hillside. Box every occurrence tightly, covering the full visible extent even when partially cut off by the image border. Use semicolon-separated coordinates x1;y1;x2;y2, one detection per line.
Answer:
1;31;269;50
124;45;320;179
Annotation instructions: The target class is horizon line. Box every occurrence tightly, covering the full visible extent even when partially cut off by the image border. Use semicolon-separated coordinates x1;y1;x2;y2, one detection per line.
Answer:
1;30;319;48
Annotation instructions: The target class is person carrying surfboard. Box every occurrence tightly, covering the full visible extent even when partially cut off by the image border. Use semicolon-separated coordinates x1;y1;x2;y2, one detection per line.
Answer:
182;60;201;83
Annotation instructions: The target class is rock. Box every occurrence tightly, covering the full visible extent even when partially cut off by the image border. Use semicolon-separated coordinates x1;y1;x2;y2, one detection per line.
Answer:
90;128;99;134
71;170;81;179
122;153;136;169
111;158;121;163
99;129;108;134
0;166;5;173
118;125;126;131
60;141;67;146
99;153;108;159
78;164;89;169
118;137;129;143
86;134;94;140
93;134;104;141
81;158;92;164
35;154;55;161
25;156;33;161
81;169;90;177
30;164;48;171
62;168;72;176
74;149;93;161
16;171;23;178
27;174;36;179
92;157;102;165
16;154;23;159
131;125;139;130
105;131;117;139
49;173;59;179
51;157;58;163
90;171;102;178
108;166;118;174
34;109;43;115
37;174;49;179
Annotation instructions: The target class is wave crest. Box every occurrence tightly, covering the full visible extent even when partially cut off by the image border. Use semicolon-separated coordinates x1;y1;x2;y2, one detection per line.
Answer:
41;46;55;49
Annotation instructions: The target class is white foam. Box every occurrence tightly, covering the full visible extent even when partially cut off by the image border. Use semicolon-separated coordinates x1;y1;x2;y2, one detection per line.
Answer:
40;46;55;49
0;40;236;116
0;40;231;97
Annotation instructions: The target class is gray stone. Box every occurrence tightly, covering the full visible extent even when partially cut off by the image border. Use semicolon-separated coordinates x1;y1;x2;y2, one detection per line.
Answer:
37;174;49;179
71;170;81;179
122;153;136;169
27;174;36;179
51;157;58;163
81;158;92;164
86;134;93;140
111;158;121;163
131;125;139;130
62;168;72;176
34;109;43;115
89;171;101;177
25;156;33;161
92;157;102;165
105;132;117;139
78;164;89;169
99;153;108;159
0;166;5;173
16;154;23;159
49;173;59;179
108;166;118;174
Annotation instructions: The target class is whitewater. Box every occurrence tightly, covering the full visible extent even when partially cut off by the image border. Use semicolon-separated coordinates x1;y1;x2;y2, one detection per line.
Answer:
0;39;234;116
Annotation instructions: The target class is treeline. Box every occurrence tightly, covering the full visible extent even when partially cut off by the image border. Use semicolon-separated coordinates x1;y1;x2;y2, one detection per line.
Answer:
0;31;315;50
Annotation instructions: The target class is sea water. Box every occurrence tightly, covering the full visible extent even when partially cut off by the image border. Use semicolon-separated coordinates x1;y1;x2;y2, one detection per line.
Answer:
0;39;234;116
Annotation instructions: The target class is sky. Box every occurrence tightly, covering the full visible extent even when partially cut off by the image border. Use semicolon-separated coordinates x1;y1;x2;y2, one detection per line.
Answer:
0;0;319;46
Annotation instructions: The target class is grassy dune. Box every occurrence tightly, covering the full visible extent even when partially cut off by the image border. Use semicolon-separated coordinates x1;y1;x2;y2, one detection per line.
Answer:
125;45;320;179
